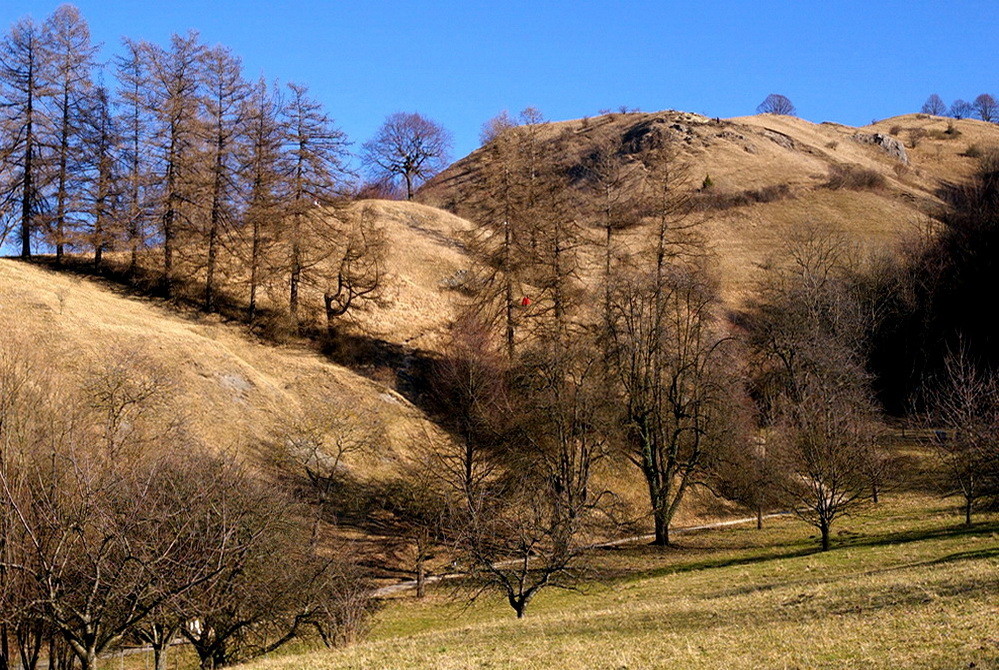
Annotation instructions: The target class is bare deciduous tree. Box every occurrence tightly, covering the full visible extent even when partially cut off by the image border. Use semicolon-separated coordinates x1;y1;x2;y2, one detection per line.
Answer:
143;31;206;295
282;82;350;322
923;347;998;525
362;112;452;200
41;4;96;264
757;93;796;116
920;93;946;116
200;43;247;311
950;99;973;119
0;15;52;259
748;229;881;550
973;93;997;123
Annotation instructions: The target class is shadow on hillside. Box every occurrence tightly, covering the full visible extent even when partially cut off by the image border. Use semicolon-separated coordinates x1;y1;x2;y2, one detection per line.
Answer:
20;256;441;408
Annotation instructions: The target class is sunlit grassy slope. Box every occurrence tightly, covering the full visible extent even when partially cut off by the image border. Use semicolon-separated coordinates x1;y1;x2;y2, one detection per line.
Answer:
242;494;998;670
0;258;438;471
422;112;999;305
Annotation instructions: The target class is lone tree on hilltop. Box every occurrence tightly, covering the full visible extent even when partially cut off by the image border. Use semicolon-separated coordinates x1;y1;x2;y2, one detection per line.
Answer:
921;94;947;116
950;99;973;119
974;93;997;123
757;93;796;116
362;112;452;200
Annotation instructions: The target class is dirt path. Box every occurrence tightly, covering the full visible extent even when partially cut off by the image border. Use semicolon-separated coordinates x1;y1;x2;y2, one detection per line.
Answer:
373;512;788;597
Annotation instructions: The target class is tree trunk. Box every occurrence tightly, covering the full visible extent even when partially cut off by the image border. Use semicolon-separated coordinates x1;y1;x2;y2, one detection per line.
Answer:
153;642;168;670
653;509;670;547
756;506;763;530
964;496;973;526
509;595;528;619
820;521;830;551
0;623;9;670
416;555;426;599
289;213;302;323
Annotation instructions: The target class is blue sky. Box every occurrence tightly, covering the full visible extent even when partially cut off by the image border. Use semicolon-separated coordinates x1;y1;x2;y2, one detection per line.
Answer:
2;1;997;162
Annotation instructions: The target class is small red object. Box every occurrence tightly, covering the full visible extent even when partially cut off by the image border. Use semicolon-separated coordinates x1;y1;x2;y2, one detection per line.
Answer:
521;296;532;307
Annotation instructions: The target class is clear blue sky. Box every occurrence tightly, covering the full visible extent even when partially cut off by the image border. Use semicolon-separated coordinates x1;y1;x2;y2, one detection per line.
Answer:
3;0;998;161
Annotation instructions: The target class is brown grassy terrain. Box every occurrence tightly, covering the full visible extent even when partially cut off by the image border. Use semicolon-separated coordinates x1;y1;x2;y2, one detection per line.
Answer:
239;492;999;670
0;258;437;474
420;111;999;305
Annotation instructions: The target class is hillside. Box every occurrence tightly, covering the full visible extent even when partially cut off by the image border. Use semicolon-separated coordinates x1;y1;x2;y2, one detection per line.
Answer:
0;258;437;473
419;111;999;304
241;493;999;670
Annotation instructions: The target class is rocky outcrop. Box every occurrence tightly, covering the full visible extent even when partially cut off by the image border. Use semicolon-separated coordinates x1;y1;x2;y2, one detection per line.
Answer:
851;133;909;164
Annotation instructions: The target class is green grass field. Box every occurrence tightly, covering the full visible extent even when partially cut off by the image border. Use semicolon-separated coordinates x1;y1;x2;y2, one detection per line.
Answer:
237;494;998;670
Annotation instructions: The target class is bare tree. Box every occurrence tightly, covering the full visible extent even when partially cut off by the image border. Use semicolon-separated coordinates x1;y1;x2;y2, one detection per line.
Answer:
769;361;878;550
757;93;796;116
362;112;451;200
40;4;97;264
748;229;880;550
479;109;515;146
920;93;946;116
923;347;998;525
606;261;734;546
200;43;247;311
143;31;205;295
81;84;123;268
281;82;350;322
320;206;386;338
950;99;973;119
240;77;286;319
973;93;997;123
0;15;52;258
115;38;152;275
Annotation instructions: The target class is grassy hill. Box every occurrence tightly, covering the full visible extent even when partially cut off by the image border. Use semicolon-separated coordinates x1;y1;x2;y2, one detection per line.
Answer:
420;111;999;304
0;257;437;473
239;492;998;670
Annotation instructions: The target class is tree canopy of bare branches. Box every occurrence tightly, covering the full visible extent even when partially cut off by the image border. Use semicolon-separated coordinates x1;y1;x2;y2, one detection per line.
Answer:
757;93;796;116
362;112;452;200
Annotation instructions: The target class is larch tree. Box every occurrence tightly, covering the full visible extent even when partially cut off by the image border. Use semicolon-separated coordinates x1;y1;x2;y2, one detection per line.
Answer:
81;84;122;268
143;31;205;296
240;77;286;320
200;43;247;311
281;82;350;323
361;111;451;200
0;15;52;259
40;4;97;264
115;38;152;275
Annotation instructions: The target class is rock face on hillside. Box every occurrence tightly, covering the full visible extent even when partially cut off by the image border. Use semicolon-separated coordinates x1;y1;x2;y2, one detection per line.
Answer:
851;132;909;164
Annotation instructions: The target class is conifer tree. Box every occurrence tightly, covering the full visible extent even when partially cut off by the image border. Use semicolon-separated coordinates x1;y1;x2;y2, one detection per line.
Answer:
0;16;52;258
200;43;246;310
281;82;350;321
41;4;97;264
143;31;205;295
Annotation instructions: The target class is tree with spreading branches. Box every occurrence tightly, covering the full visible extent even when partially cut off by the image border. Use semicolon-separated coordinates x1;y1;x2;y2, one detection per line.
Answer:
362;112;451;200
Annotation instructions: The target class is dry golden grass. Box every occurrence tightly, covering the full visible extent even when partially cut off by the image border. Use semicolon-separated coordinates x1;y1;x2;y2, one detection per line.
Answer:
419;112;999;308
346;199;474;349
0;258;438;473
240;494;999;670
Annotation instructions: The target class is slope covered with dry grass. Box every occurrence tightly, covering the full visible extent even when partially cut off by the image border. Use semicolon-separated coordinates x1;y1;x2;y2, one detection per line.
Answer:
0;258;436;472
420;111;999;304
